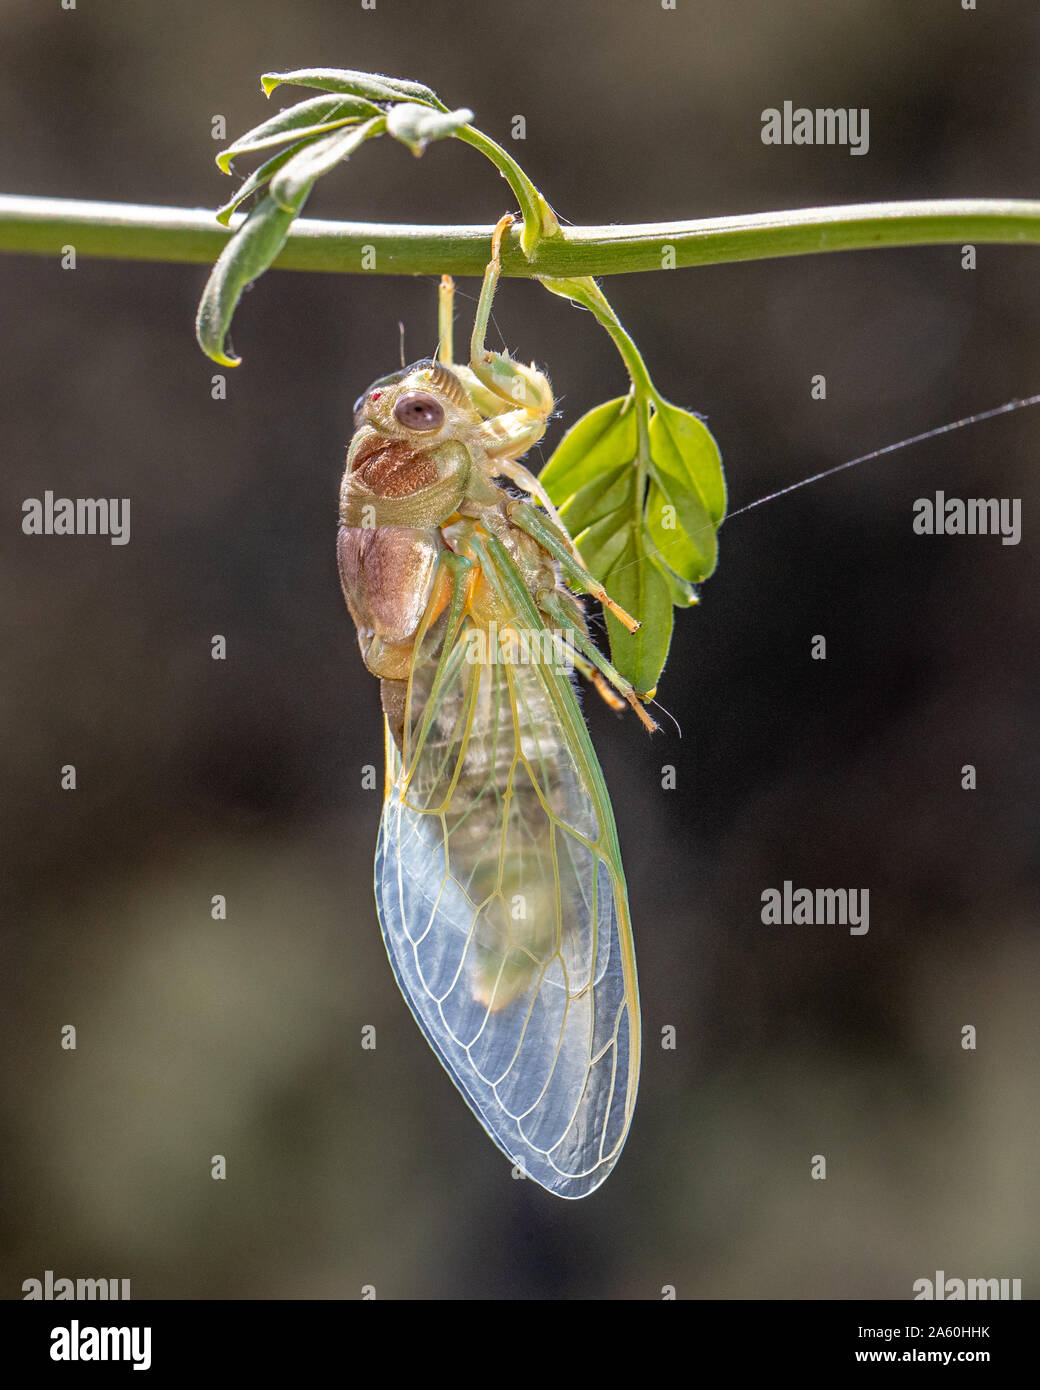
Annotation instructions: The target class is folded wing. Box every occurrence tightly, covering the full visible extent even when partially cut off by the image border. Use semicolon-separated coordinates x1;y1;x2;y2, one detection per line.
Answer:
375;592;640;1198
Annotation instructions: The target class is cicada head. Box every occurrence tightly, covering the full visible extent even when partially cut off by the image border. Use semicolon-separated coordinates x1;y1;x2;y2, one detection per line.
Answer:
343;357;495;532
352;358;479;444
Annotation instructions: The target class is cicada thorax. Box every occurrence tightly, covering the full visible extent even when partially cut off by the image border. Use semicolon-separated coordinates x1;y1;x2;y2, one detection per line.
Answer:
338;425;467;676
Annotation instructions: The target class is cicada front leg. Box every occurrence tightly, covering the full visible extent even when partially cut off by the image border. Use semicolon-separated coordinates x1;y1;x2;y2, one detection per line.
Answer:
436;214;555;455
468;215;556;450
441;252;572;555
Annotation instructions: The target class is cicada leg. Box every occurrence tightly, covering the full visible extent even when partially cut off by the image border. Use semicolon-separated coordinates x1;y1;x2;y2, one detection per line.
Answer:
564;648;628;713
469;213;512;368
490;455;587;563
504;497;641;634
468;530;658;733
436;273;456;366
536;588;658;732
467;215;556;450
434;224;648;725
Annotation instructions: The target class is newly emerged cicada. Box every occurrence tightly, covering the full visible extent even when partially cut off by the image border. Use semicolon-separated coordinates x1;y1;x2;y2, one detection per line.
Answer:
338;217;656;1198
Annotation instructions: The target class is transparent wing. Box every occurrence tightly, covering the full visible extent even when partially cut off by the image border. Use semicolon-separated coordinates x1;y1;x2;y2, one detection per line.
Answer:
374;556;640;1199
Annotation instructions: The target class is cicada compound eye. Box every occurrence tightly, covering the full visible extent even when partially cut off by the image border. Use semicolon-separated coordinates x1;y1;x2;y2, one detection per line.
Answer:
393;391;444;432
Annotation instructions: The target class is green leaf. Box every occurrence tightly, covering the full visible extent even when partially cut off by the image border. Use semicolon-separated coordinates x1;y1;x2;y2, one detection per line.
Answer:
555;459;633;540
602;533;674;697
195;194;303;366
571;508;634;579
645;477;710;589
261;68;444;109
385;103;473;156
216;94;379;173
215;139;310;225
647;400;726;580
539;396;637;500
269;116;385;211
541;395;666;691
650;551;699;609
569;508;675;694
539;391;724;692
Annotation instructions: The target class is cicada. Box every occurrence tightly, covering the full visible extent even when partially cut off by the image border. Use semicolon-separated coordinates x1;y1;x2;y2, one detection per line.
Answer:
338;216;656;1198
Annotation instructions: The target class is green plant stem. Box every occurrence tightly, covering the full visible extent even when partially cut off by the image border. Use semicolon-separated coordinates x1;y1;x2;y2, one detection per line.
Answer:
539;274;656;479
453;127;559;244
541;277;655;394
2;194;1039;277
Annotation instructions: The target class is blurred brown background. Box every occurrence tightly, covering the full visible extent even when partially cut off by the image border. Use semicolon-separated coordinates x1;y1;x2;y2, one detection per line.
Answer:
1;0;1037;1299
